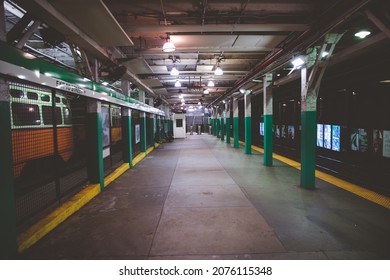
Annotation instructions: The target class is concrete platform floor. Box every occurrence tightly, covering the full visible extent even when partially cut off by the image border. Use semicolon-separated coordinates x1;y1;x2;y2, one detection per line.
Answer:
21;134;390;259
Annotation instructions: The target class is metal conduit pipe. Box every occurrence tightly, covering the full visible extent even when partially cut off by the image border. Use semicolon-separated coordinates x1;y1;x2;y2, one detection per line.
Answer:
209;0;374;107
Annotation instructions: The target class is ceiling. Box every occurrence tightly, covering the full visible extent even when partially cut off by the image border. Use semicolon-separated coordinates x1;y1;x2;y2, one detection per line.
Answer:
3;0;390;112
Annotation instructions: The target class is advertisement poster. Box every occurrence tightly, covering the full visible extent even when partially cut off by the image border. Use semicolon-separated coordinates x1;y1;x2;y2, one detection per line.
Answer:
135;124;140;144
332;125;341;152
350;128;368;152
101;105;110;148
288;125;295;141
350;128;359;151
259;122;264;136
275;125;280;138
373;129;383;155
383;130;390;158
281;125;287;139
317;124;324;147
324;125;331;149
359;128;368;152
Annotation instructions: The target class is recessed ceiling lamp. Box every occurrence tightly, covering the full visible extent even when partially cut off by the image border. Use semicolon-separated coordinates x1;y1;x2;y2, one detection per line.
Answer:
214;64;223;75
354;30;371;39
170;66;179;76
175;80;181;87
291;57;305;68
208;80;215;87
163;34;175;52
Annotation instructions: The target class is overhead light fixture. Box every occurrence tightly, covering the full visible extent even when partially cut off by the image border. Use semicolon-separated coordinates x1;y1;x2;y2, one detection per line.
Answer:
163;34;175;52
214;64;223;75
355;30;371;39
208;80;215;87
321;51;329;58
239;88;246;94
203;89;209;94
175;80;181;87
170;66;179;76
291;57;305;68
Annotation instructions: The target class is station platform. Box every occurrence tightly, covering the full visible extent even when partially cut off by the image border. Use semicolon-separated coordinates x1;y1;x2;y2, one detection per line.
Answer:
21;134;390;260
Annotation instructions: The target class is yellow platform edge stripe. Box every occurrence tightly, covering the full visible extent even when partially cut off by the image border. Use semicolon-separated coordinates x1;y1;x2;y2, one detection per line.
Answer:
17;145;159;253
231;137;390;209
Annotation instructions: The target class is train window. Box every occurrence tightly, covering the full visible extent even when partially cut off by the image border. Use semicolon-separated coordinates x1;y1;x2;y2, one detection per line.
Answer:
111;107;121;128
41;94;50;102
63;107;72;125
42;106;63;125
10;89;24;98
27;91;38;100
62;98;69;105
12;103;40;126
55;97;61;103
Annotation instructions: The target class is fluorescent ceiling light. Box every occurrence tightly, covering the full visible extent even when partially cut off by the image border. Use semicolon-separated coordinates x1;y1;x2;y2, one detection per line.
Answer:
163;40;175;52
170;66;179;76
291;57;305;67
355;30;371;39
175;80;181;87
208;80;215;87
214;66;223;75
321;51;329;58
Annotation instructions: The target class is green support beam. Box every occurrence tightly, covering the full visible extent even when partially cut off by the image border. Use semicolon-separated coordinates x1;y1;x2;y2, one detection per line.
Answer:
150;115;155;146
122;108;133;167
226;103;231;144
140;112;147;152
263;73;273;166
300;33;343;189
220;114;225;141
244;93;252;154
233;98;239;148
86;99;104;190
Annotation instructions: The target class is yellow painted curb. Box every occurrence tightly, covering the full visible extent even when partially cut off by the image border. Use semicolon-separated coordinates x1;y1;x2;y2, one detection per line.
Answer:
222;137;390;209
132;152;146;166
146;146;154;155
17;145;161;253
17;183;101;253
250;142;389;209
104;163;130;188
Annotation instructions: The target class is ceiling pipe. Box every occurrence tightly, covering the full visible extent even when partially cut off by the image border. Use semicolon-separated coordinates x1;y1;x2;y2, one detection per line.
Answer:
209;0;374;107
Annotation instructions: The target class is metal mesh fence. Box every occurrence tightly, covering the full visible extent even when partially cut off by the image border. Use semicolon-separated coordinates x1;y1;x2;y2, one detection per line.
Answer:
9;81;89;230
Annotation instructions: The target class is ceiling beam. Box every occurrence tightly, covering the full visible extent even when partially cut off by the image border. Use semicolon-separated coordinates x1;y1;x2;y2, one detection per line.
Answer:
120;23;308;36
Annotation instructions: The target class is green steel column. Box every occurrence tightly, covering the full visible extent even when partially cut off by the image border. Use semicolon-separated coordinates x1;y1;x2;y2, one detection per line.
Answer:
220;113;225;141
86;99;104;190
233;98;239;148
226;103;231;144
122;108;133;167
0;81;17;258
300;67;316;189
213;115;217;136
263;73;273;166
159;117;163;140
216;115;221;138
244;93;252;154
140;112;147;152
150;115;155;146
